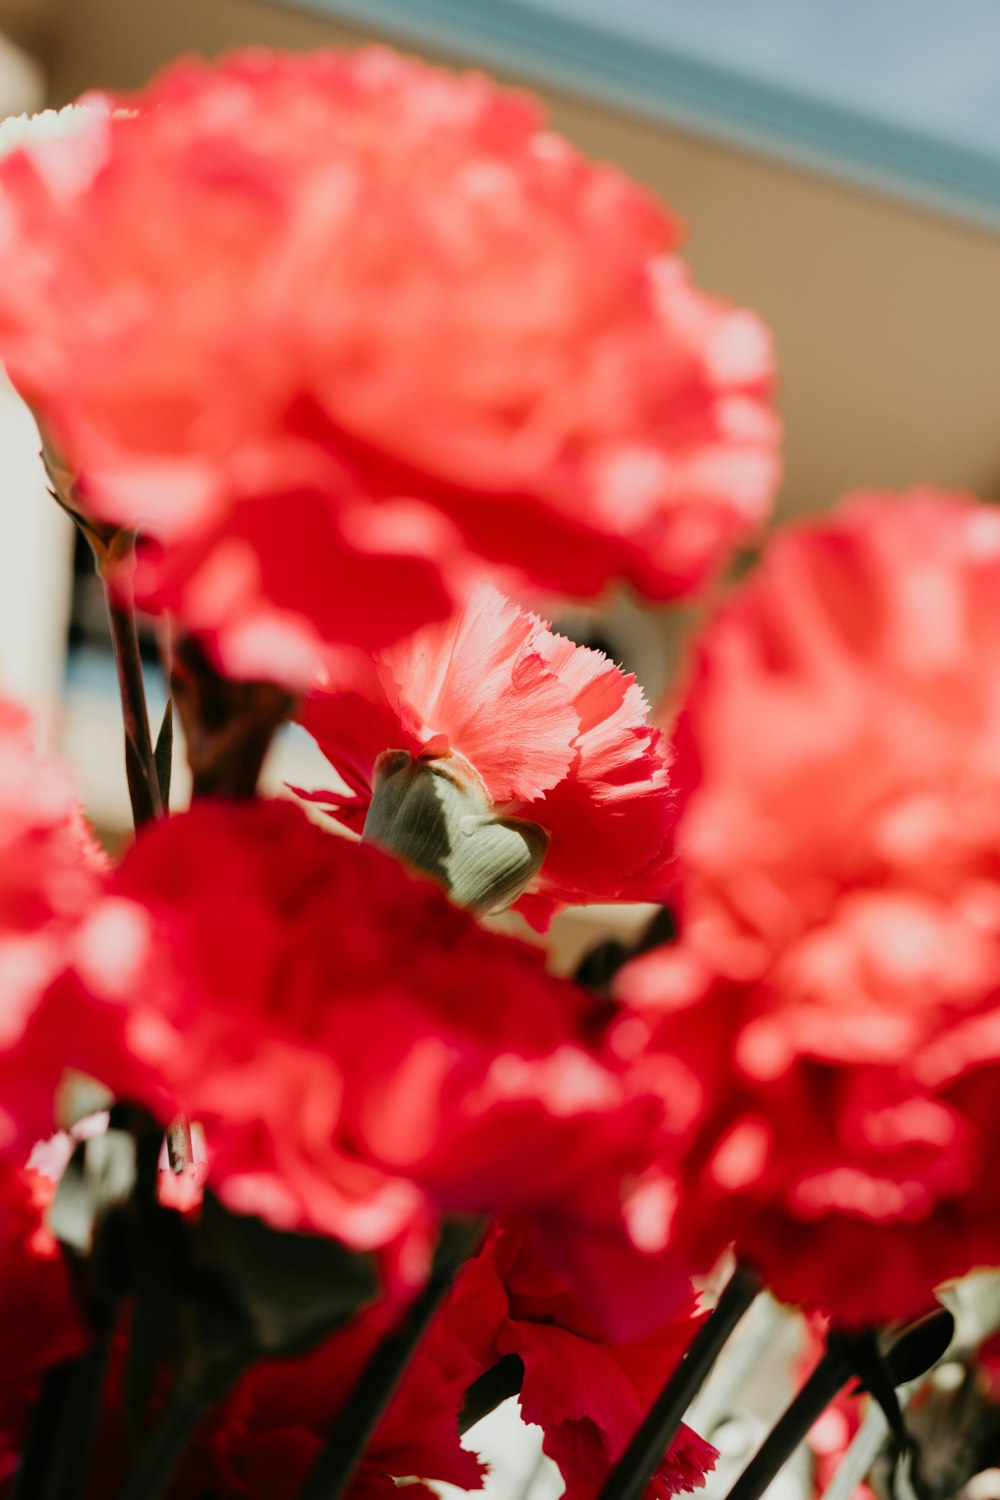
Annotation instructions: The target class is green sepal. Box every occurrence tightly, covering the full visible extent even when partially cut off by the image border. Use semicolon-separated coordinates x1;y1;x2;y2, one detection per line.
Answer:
363;749;548;914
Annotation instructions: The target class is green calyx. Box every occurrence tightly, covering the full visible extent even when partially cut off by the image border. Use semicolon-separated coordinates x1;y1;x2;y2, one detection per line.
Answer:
362;748;548;916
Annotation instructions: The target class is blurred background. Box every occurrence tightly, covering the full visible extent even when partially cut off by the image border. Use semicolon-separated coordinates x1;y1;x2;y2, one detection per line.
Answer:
2;3;1000;1494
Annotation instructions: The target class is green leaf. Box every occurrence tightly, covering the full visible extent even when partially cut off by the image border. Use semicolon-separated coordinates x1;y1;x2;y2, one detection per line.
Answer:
47;1106;163;1324
184;1194;379;1369
459;1353;525;1434
154;699;173;809
47;1129;138;1258
883;1307;955;1386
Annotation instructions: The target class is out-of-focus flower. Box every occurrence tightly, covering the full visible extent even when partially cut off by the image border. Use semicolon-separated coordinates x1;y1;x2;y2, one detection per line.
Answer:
0;694;104;1155
297;584;675;926
181;1294;484;1500
614;489;1000;1324
0;1266;479;1500
0;1160;88;1488
807;1387;870;1500
39;799;661;1263
0;1159;87;1392
0;48;779;683
442;1219;716;1500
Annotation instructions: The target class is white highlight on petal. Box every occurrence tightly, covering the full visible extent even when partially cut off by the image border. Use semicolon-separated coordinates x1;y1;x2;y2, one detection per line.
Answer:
0;105;96;158
73;898;154;1002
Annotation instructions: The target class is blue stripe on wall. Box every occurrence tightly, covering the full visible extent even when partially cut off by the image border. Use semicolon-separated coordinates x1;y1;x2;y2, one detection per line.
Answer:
275;0;1000;230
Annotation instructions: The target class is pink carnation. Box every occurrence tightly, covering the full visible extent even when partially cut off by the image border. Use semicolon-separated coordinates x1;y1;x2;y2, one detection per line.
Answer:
41;799;660;1256
297;583;675;926
615;489;1000;1324
0;49;779;682
0;694;104;1155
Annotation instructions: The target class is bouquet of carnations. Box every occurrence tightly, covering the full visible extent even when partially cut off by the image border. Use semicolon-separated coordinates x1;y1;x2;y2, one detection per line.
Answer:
0;42;998;1500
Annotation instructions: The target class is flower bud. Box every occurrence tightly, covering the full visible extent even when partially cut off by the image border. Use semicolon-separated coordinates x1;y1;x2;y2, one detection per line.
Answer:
362;749;548;916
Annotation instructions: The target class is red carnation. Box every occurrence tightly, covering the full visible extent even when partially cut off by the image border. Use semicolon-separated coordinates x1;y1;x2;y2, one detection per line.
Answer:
0;1160;87;1393
0;48;778;683
297;583;675;926
182;1297;483;1500
42;800;660;1258
0;1271;478;1500
615;489;1000;1324
0;693;104;1155
0;1160;88;1492
442;1220;716;1500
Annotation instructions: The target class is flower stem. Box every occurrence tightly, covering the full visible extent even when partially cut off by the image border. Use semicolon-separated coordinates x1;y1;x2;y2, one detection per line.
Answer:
296;1218;485;1500
114;1386;217;1500
597;1262;761;1500
11;1336;113;1500
723;1345;852;1500
104;576;162;827
43;452;163;829
170;635;293;801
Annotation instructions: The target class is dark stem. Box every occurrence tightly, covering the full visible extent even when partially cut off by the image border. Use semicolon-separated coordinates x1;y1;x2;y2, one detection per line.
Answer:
170;636;293;801
104;572;162;827
724;1345;853;1500
52;464;164;831
296;1219;485;1500
11;1336;113;1500
114;1386;218;1500
597;1262;761;1500
459;1354;525;1435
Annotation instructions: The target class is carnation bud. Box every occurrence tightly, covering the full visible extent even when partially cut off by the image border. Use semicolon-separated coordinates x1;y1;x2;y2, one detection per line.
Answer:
362;748;548;916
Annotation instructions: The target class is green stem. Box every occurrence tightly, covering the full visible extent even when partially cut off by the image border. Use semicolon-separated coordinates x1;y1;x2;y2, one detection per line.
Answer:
597;1262;761;1500
296;1219;484;1500
114;1386;217;1500
724;1346;852;1500
11;1336;112;1500
105;577;162;827
45;450;163;829
169;636;292;801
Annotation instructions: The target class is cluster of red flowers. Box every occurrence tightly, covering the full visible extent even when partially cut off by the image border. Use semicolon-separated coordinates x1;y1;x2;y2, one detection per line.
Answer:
444;1222;717;1500
614;490;1000;1325
0;31;996;1500
36;799;666;1265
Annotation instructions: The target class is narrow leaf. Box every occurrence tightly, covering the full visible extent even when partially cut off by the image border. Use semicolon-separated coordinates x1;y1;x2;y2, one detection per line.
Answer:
188;1194;380;1364
883;1309;955;1387
47;1133;137;1257
154;699;173;809
460;1354;525;1434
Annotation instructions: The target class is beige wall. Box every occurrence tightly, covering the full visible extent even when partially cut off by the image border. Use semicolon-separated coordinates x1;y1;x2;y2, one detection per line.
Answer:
47;0;1000;522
